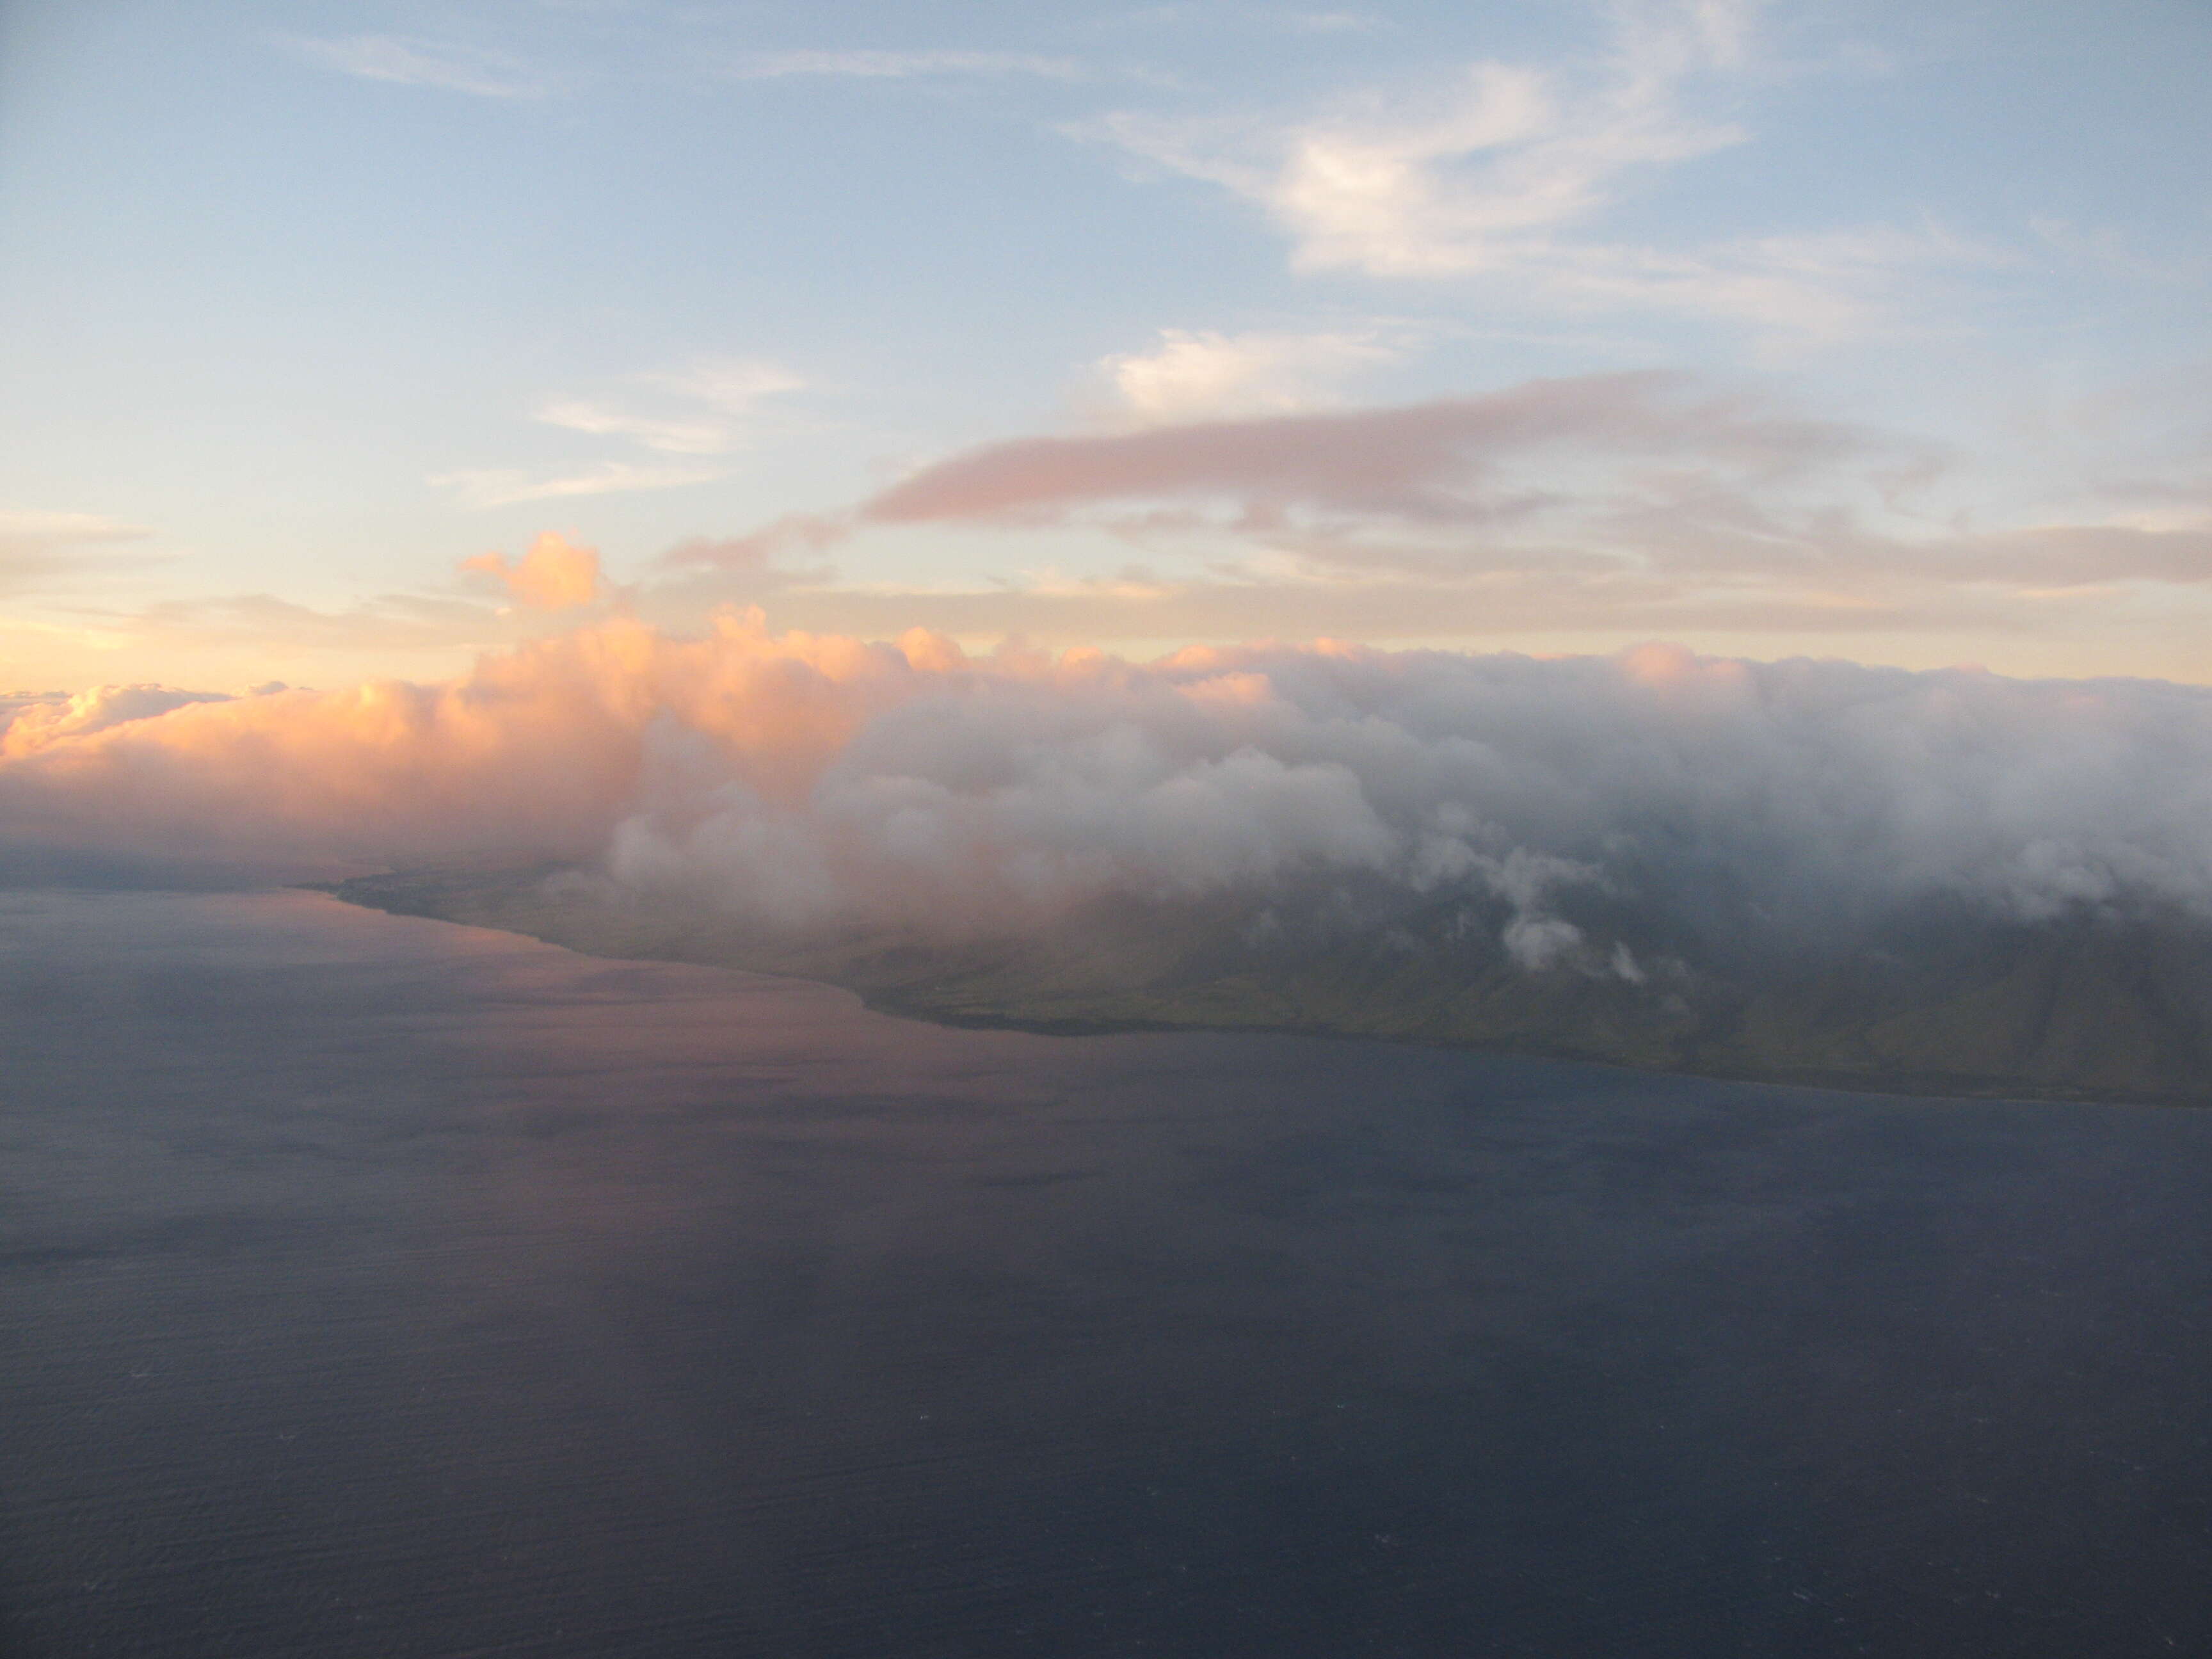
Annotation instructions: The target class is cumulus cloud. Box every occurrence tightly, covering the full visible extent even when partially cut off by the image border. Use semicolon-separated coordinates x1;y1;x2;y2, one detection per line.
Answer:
0;616;911;876
5;616;2211;979
1;685;234;756
461;533;604;611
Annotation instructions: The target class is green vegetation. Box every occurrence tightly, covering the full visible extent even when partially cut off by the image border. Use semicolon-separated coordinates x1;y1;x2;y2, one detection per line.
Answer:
332;867;2212;1107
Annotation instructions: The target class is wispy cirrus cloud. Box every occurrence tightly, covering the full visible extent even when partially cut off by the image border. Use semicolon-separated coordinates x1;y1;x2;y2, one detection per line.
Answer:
1089;0;1749;272
282;34;556;99
1096;326;1404;422
0;511;156;595
440;358;800;509
725;49;1089;83
0;511;153;554
1084;0;1987;341
431;461;721;509
534;358;806;455
644;358;807;413
534;401;737;457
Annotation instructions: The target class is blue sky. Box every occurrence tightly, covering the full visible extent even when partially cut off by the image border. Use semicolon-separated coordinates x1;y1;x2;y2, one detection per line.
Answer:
4;0;2209;689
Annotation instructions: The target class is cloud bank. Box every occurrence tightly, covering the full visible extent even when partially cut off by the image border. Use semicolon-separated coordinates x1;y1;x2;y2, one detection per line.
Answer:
5;617;2210;975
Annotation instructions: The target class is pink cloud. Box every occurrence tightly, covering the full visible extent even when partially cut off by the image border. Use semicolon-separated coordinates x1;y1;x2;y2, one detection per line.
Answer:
860;372;1870;525
461;533;602;610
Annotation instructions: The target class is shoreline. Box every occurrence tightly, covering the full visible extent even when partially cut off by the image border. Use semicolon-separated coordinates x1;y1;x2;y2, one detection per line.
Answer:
319;878;2209;1112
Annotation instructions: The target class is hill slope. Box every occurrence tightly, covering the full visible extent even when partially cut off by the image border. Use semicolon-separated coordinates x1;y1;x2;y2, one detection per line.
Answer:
332;867;2212;1106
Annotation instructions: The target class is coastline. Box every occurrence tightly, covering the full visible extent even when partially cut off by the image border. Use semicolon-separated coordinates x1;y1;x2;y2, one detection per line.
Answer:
322;870;2212;1112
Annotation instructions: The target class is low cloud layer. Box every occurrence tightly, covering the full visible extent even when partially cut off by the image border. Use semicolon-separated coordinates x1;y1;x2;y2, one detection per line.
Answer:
4;617;2210;974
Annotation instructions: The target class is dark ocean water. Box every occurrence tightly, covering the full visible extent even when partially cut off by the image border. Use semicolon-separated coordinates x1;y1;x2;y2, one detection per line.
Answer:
2;889;2209;1658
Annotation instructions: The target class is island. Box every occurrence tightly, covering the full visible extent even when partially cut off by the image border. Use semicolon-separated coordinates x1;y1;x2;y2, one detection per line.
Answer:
332;865;2212;1108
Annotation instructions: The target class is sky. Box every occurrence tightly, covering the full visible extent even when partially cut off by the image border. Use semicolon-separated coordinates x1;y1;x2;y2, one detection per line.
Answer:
4;0;2211;693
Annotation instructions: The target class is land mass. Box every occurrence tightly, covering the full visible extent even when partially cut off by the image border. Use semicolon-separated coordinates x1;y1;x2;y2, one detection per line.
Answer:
330;866;2212;1107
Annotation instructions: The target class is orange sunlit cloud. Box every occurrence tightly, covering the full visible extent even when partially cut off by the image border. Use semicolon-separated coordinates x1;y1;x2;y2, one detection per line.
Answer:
461;533;604;611
4;611;2210;963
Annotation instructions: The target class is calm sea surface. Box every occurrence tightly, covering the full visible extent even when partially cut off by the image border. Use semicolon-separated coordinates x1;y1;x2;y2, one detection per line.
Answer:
3;888;2209;1658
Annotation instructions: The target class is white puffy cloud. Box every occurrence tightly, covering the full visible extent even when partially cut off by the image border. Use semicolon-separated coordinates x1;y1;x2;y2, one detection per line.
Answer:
5;617;2211;974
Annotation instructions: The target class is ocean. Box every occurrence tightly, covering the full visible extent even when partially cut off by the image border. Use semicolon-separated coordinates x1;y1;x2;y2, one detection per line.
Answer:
3;888;2208;1656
